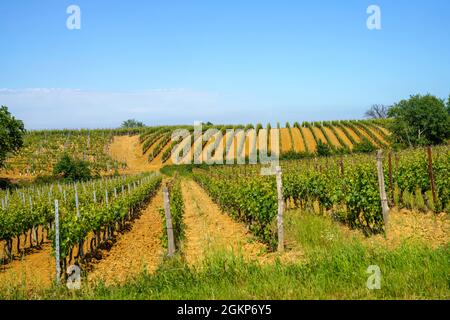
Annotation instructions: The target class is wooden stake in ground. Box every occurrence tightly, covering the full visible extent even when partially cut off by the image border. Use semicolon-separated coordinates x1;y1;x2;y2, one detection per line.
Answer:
54;199;61;284
388;151;393;197
163;187;175;257
275;166;284;252
376;150;390;227
426;146;438;207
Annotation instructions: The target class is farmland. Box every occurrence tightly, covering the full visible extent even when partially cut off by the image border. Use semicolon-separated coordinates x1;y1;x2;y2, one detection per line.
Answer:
0;119;390;179
0;120;448;300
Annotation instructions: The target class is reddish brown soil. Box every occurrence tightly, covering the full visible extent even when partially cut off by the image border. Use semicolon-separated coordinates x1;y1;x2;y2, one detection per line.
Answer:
291;128;305;152
88;187;164;286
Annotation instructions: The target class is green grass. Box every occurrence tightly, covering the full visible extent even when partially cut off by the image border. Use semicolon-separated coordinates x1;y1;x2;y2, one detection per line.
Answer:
1;210;448;300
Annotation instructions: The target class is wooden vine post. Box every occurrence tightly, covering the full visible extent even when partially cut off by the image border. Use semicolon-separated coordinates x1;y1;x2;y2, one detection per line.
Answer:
275;166;284;252
54;199;61;284
376;150;390;227
426;146;438;206
163;187;175;257
388;151;394;205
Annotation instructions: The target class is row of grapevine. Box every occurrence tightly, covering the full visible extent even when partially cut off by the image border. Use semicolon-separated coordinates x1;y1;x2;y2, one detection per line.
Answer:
53;173;162;274
0;173;161;265
193;170;278;249
0;129;140;177
192;145;449;249
160;175;185;250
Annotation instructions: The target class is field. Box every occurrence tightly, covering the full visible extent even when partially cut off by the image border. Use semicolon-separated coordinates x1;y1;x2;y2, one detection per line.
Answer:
0;120;389;179
0;121;448;300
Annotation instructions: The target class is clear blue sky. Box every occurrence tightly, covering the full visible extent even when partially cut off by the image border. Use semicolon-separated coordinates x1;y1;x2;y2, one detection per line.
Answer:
1;0;449;129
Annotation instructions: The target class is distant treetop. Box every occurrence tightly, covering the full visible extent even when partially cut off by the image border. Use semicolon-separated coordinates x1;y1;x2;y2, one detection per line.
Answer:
121;119;146;128
365;104;389;119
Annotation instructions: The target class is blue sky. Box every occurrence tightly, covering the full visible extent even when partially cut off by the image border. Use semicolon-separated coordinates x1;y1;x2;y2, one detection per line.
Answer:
0;0;449;129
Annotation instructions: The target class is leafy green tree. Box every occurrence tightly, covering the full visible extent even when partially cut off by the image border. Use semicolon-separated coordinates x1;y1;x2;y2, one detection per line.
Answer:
316;140;332;156
53;154;92;181
388;94;450;147
121;119;145;128
447;95;450;113
0;106;26;167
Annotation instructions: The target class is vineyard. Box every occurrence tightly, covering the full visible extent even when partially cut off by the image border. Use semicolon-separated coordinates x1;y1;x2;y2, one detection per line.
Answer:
0;128;145;178
0;120;448;300
0;173;161;271
193;146;449;249
0;119;389;180
136;119;390;166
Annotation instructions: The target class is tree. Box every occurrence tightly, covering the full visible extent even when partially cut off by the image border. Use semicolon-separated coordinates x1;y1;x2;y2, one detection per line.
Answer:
387;94;450;147
365;104;389;119
121;119;145;128
447;95;450;114
53;154;92;181
0;106;26;168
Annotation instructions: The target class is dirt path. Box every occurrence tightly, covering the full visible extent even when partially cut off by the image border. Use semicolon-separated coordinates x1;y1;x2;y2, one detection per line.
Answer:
88;186;165;286
280;128;293;153
291;127;305;152
367;126;389;145
333;126;353;149
0;243;54;291
109;135;162;173
302;127;317;152
353;126;379;146
148;138;172;167
323;127;342;148
311;127;327;144
376;125;391;136
181;180;268;266
340;208;449;250
343;126;361;143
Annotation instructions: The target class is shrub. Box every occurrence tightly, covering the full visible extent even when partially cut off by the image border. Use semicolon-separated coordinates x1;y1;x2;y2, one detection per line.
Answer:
315;140;332;157
353;137;376;153
53;154;92;181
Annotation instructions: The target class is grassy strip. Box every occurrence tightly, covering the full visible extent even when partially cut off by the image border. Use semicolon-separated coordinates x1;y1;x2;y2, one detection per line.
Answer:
2;211;447;300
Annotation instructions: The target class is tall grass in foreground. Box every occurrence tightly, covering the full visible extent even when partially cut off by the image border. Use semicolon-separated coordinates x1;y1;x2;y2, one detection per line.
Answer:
1;211;448;300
